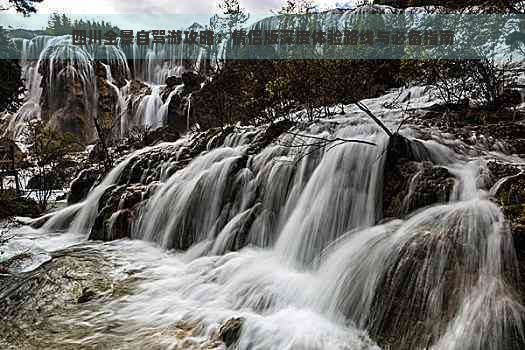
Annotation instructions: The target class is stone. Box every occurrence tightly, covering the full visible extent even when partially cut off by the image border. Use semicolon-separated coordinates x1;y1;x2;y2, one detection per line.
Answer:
181;71;202;92
165;75;182;87
247;120;296;154
383;160;455;219
143;126;180;146
67;168;100;205
217;317;244;347
382;134;449;219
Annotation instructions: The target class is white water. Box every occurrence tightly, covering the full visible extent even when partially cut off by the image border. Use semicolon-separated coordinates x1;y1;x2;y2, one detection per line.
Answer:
4;93;516;349
7;34;197;140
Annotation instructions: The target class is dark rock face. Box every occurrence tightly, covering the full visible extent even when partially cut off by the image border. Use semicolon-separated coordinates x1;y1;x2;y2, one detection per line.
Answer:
217;317;244;347
416;110;525;156
163;92;188;132
38;59;128;144
129;80;151;96
495;173;525;301
247;120;296;154
67;168;100;205
181;72;202;93
80;123;291;243
159;72;203;133
95;61;119;144
143;126;180;146
382;134;453;219
89;184;148;241
165;75;182;88
384;161;455;218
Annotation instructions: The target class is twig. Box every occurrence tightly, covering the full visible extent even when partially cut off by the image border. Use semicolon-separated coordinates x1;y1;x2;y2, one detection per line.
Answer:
283;130;376;146
355;101;393;137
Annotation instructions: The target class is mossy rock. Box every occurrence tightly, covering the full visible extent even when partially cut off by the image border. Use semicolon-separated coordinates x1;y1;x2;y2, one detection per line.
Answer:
0;190;41;219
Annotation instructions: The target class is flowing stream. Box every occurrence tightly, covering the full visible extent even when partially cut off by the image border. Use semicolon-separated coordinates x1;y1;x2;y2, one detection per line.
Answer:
3;91;524;349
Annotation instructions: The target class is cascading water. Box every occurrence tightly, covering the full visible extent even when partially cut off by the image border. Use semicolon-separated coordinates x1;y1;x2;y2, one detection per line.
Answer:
6;32;208;140
137;84;164;130
41;146;151;233
25;90;524;349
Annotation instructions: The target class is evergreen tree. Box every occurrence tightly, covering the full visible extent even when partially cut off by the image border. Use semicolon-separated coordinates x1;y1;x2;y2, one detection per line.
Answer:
1;0;44;15
0;27;24;112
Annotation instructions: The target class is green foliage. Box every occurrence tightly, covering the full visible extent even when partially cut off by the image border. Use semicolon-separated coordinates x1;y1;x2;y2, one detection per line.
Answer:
401;58;519;111
374;0;523;13
0;189;40;219
46;14;120;36
266;78;289;98
24;120;81;211
209;0;249;59
1;0;44;15
278;0;317;14
193;58;400;128
0;27;24;113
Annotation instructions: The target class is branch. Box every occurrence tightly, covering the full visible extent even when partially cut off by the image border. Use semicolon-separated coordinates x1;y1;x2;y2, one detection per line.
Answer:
354;101;393;137
283;130;376;146
277;130;376;165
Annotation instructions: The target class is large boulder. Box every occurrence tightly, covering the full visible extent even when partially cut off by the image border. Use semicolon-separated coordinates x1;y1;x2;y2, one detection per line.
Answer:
67;167;101;205
89;184;149;241
495;173;525;301
143;125;180;146
383;161;455;218
181;71;202;93
382;134;452;219
165;75;182;88
217;317;244;347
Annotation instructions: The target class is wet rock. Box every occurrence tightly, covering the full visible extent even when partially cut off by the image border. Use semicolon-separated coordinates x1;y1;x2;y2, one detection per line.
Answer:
67;167;101;205
496;173;525;208
107;209;134;240
495;173;525;302
0;247;114;348
129;80;151;96
77;287;97;303
143;125;180;146
89;185;125;241
383;134;448;219
89;184;148;241
88;141;107;162
165;75;182;88
0;248;112;324
163;91;192;133
383;161;455;218
217;317;244;347
206;126;236;150
486;161;521;188
247;120;296;154
416;110;525;155
38;60;97;144
181;71;202;93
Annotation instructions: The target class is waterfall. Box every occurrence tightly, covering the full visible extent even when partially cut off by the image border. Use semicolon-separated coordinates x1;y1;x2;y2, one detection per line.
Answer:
32;85;524;349
137;84;164;130
7;32;210;139
42;147;149;233
186;92;192;131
